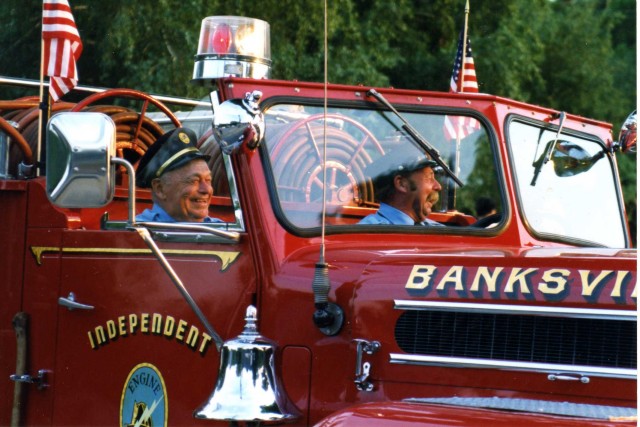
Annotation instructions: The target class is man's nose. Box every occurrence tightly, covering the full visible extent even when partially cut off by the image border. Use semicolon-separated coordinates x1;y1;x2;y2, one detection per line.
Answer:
433;178;442;191
199;181;213;195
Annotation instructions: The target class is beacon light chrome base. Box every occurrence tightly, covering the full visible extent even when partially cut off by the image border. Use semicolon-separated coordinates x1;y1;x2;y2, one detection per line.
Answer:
193;56;271;83
194;305;300;423
192;16;271;84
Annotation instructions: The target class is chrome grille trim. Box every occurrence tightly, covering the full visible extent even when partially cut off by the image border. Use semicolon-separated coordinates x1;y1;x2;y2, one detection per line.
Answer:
394;300;637;321
389;354;637;379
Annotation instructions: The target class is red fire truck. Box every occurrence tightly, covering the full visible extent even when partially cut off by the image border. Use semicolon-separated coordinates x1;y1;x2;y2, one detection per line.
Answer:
0;15;636;427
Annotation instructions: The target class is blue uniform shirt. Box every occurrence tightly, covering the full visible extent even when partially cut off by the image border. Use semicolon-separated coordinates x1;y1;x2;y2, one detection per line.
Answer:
136;204;223;223
358;203;443;226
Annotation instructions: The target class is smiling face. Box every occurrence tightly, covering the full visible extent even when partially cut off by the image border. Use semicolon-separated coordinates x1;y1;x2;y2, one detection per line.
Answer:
391;166;441;223
151;159;213;222
408;167;442;222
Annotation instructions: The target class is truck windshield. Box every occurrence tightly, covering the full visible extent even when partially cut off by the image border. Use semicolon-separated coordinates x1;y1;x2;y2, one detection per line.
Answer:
507;119;627;247
263;103;501;230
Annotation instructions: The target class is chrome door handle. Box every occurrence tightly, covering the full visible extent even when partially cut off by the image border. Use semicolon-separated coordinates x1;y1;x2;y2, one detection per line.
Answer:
548;373;590;384
58;292;94;311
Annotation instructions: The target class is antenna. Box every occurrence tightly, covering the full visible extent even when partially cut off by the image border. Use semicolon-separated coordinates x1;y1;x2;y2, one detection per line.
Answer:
311;0;343;336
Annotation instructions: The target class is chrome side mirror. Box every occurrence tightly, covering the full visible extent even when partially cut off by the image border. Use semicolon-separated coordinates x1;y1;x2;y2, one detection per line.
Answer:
617;110;637;153
550;140;605;177
212;90;264;154
46;112;116;207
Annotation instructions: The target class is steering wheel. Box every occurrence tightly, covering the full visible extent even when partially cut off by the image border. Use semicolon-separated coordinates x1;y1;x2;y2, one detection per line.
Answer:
71;88;181;125
470;212;502;228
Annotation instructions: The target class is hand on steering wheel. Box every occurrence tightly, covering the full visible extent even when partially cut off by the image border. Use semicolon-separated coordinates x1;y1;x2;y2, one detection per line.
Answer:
470;212;502;228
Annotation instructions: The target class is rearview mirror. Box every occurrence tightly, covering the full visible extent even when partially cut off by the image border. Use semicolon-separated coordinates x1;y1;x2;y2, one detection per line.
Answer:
550;140;605;177
46;112;116;208
617;110;636;153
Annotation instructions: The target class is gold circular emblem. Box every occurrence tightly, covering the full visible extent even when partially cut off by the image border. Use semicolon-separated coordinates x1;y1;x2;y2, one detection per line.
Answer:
178;132;190;144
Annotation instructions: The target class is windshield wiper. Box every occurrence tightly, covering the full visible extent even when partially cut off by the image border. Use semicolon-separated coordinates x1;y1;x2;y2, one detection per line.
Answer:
366;89;464;187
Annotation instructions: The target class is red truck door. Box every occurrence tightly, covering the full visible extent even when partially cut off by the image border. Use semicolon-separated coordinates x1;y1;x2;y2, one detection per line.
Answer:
46;225;255;425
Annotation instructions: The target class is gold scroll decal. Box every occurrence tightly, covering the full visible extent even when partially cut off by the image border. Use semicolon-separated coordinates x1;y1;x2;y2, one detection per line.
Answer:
30;246;241;272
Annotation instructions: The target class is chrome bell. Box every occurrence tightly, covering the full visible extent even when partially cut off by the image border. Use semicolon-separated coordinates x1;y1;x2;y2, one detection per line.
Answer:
194;305;299;423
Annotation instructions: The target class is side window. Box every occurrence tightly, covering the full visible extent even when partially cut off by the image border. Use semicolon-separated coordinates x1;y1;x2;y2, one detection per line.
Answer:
114;106;244;229
263;103;502;231
507;119;626;247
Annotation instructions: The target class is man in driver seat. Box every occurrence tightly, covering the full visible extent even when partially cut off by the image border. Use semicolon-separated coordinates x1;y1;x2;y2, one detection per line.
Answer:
359;150;443;226
135;127;222;223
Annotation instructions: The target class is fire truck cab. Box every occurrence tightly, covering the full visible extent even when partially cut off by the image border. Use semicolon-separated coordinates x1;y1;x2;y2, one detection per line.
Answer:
0;15;636;427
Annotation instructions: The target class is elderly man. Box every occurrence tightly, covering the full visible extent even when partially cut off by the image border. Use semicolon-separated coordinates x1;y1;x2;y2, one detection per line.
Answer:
135;127;222;223
359;150;443;226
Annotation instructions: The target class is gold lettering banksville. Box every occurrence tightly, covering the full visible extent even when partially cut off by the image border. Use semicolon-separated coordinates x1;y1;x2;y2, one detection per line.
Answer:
405;265;636;304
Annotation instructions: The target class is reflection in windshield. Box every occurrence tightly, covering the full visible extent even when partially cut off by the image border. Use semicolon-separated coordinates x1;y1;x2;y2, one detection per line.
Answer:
549;141;605;177
508;120;626;247
264;103;500;230
531;138;606;186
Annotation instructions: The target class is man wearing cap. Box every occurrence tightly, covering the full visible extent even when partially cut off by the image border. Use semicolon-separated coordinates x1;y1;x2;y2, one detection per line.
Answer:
135;127;222;223
359;150;444;226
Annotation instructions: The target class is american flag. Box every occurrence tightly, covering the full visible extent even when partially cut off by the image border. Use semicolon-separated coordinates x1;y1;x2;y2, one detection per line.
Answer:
42;0;83;102
443;31;481;140
449;31;478;93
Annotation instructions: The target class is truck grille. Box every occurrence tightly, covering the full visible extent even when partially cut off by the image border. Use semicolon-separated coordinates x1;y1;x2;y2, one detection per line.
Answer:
395;310;636;369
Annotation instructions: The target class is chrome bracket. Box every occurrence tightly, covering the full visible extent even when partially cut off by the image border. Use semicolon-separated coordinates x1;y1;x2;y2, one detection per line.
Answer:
548;373;590;384
10;369;48;390
353;339;381;391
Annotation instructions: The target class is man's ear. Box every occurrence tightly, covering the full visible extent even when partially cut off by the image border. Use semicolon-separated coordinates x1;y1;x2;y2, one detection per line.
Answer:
151;178;166;200
393;175;409;194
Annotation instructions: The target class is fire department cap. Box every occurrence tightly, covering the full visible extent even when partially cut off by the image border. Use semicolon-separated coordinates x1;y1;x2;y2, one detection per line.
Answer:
135;127;209;188
364;149;438;183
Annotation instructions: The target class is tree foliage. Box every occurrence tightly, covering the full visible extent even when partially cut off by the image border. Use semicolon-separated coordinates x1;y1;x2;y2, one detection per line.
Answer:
2;1;634;117
0;0;636;239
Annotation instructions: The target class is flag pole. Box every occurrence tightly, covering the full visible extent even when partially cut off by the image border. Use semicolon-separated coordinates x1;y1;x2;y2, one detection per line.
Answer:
459;0;470;93
37;0;51;178
451;0;470;207
37;37;46;177
40;0;84;177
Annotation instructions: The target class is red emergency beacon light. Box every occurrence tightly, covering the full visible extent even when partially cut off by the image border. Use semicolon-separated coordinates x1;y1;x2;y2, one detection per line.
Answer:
193;16;271;82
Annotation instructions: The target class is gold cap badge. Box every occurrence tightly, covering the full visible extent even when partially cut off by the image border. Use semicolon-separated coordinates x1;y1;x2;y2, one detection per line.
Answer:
178;132;190;144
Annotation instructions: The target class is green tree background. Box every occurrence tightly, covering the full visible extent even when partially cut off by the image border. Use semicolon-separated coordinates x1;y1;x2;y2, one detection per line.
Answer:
0;0;636;241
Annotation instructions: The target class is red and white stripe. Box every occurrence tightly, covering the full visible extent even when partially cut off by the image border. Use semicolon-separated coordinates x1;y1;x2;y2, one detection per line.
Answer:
452;57;478;93
443;31;481;140
42;0;83;102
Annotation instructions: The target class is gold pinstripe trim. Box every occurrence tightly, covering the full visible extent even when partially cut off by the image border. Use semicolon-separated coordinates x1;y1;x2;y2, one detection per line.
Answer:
30;246;240;271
